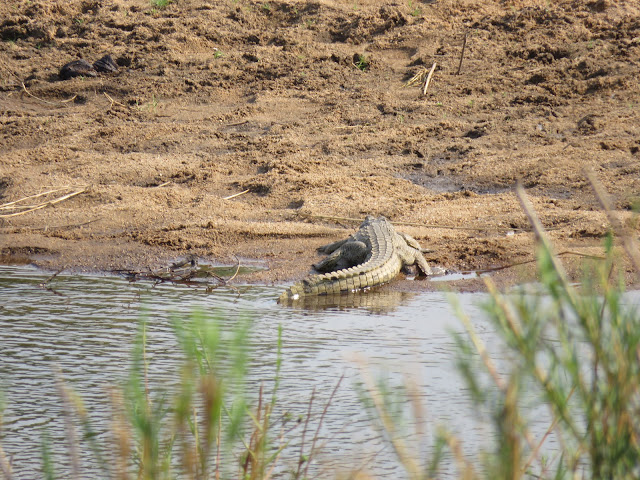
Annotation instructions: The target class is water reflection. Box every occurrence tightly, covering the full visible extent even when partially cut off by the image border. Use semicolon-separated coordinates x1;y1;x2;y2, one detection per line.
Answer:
0;265;514;478
278;289;417;312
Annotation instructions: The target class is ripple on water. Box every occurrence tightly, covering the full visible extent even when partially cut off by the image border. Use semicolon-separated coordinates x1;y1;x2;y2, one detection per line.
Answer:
0;265;549;478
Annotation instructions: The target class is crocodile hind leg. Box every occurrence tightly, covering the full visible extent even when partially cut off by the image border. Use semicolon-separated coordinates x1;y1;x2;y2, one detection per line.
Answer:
313;240;369;273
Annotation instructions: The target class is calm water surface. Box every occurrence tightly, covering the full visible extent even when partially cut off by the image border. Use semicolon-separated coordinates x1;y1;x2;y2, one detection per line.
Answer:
0;265;550;478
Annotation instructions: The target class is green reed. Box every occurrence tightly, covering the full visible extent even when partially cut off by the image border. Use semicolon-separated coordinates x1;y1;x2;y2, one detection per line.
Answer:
3;311;313;480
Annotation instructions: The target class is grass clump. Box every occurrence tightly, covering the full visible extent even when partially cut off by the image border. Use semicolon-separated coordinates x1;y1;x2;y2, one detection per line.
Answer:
124;312;254;479
151;0;172;9
353;54;370;72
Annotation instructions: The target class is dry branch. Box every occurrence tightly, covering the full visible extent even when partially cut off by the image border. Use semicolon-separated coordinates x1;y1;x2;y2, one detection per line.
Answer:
21;82;76;106
299;213;530;233
0;187;88;218
223;189;250;200
422;62;437;96
0;187;73;209
456;32;468;75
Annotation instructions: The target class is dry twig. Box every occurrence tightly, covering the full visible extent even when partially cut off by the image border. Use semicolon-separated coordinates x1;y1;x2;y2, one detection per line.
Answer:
226;255;242;283
0;187;73;209
0;187;88;218
352;354;421;478
456;32;468;75
405;67;428;88
223;189;250;200
295;387;315;479
21;82;76;105
422;62;437;96
303;374;344;479
103;92;127;108
405;61;437;95
523;387;575;473
4;217;101;233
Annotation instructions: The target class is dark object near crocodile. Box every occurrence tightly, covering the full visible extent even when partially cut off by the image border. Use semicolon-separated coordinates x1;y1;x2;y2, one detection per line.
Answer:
59;59;97;80
278;216;432;303
93;55;118;73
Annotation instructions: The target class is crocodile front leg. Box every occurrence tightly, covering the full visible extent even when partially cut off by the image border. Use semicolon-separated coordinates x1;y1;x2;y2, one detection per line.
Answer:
412;252;432;276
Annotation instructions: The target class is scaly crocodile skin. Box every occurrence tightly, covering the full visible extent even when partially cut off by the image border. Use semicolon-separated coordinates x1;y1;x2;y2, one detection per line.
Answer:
278;216;431;303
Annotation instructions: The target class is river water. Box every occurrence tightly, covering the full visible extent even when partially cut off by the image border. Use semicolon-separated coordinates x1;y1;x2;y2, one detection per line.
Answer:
0;265;546;478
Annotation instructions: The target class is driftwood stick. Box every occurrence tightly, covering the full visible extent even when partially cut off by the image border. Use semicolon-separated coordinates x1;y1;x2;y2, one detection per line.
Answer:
456;31;468;75
38;269;66;297
299;213;530;232
0;187;88;218
223;189;250;200
0;187;72;209
422;62;437;96
39;269;63;289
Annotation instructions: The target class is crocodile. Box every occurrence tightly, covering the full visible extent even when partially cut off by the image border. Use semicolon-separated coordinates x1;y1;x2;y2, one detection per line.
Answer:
278;216;432;303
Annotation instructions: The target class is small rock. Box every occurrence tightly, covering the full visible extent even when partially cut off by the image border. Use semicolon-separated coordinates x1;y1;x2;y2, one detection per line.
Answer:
93;54;118;73
59;59;97;80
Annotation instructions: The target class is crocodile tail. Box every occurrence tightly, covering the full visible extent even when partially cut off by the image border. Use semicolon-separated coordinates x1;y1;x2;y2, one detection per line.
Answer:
277;282;306;304
278;273;343;303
